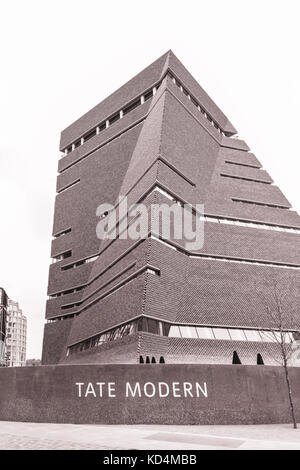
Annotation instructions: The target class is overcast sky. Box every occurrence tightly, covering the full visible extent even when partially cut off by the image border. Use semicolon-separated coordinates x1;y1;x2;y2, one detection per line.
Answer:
0;0;299;359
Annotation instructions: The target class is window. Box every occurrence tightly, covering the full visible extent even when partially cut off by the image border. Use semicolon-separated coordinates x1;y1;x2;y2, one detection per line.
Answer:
191;96;198;107
213;328;231;340
260;331;282;343
144;90;153;101
243;329;262;342
54;228;71;239
86;255;99;263
58;179;80;194
123;98;141;116
84;128;97;142
137;317;148;332
179;326;198;338
53;250;72;263
196;327;214;339
147;318;159;334
168;325;181;337
109;113;120;125
228;329;247;341
232;198;289;210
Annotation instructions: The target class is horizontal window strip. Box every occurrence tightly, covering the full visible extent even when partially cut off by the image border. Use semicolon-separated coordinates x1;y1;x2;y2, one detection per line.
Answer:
66;316;297;355
79;265;159;314
150;234;300;270
59;71;237;174
232;197;290;210
61;302;81;311
48;284;86;299
221;173;271;184
167;72;229;137
47;313;78;322
57;186;299;273
61;69;239;162
225;160;261;169
52;250;72;263
60;117;146;174
67;262;137;309
149;184;299;234
61;253;99;271
61;83;161;157
57;179;80;194
60;219;146;273
53;227;72;239
51;263;159;319
201;215;300;234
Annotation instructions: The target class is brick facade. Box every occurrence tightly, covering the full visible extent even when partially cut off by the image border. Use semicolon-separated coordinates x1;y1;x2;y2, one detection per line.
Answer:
42;51;300;367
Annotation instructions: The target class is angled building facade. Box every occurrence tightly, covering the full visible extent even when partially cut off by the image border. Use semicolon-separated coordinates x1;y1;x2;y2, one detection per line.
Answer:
42;51;300;366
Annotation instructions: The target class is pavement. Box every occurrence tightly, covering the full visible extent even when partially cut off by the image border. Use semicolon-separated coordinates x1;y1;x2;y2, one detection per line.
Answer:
0;421;300;450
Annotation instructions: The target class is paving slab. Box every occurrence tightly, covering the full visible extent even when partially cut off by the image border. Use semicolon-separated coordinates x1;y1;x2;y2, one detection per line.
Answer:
0;421;300;450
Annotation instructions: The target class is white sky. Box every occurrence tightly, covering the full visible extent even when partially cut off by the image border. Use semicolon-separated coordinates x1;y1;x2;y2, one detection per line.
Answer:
0;0;299;359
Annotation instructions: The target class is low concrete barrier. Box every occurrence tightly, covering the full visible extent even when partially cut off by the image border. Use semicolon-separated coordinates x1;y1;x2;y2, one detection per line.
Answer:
0;364;299;424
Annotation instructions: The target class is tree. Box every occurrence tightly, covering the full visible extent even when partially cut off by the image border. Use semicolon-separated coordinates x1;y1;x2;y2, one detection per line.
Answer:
255;275;300;429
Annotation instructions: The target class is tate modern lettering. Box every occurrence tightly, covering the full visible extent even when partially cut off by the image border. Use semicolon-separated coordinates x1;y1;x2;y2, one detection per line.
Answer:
75;381;208;398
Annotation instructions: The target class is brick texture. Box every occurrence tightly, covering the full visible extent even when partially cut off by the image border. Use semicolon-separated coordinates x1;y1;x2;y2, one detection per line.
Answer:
42;51;300;366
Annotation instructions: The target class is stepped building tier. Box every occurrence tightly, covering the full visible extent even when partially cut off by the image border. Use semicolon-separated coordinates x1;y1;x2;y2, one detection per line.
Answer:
42;51;300;366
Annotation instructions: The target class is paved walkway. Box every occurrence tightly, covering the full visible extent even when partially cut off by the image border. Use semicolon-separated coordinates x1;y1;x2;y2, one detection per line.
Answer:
0;421;300;450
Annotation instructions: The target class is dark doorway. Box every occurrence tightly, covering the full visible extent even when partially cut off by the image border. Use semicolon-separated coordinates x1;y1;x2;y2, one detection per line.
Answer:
232;350;242;364
257;353;264;365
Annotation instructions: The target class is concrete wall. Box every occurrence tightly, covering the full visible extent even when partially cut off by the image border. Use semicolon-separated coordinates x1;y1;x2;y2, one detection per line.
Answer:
0;364;299;425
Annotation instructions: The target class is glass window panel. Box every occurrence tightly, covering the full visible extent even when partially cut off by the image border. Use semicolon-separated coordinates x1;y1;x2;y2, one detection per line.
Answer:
113;327;122;340
147;319;159;334
110;329;119;340
142;317;148;332
137;318;143;332
283;332;293;343
274;331;283;342
137;317;148;332
260;331;278;342
122;323;131;337
228;329;247;341
179;326;198;338
168;325;181;337
129;322;137;335
162;323;171;336
244;329;262;341
91;337;98;347
213;328;230;340
99;333;107;343
196;327;214;339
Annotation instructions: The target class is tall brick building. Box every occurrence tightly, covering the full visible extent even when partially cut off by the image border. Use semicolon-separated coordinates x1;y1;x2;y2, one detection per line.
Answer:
6;299;27;367
42;51;300;366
